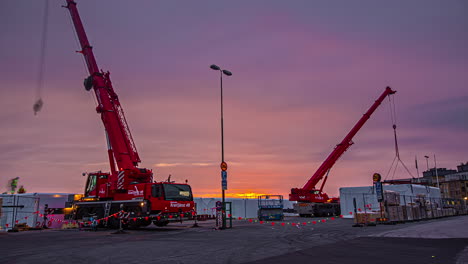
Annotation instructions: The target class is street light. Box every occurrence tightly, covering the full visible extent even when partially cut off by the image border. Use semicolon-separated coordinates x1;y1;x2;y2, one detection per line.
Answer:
424;155;429;170
434;154;439;188
210;64;232;229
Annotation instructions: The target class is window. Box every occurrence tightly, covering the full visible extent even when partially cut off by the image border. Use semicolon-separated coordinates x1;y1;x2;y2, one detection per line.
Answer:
86;175;97;194
163;184;193;201
152;184;162;198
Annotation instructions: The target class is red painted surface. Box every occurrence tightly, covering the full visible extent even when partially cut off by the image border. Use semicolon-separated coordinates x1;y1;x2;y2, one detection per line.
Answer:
290;87;396;203
64;0;193;215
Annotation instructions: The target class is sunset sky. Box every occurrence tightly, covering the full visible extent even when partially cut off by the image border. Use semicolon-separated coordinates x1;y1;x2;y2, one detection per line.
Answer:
1;0;467;197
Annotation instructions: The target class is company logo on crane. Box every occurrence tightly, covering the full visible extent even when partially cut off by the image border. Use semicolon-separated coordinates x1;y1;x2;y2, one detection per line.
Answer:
170;202;191;208
128;186;143;196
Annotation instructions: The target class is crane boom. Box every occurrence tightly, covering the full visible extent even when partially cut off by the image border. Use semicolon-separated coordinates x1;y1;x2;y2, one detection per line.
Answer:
303;86;396;190
65;0;152;191
290;87;396;203
65;0;140;171
62;1;195;229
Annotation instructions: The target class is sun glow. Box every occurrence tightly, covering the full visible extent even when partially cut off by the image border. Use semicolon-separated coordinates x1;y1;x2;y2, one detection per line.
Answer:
195;190;271;199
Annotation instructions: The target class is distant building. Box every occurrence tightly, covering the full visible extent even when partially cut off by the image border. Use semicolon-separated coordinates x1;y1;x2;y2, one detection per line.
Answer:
439;162;468;200
384;161;468;201
421;167;457;186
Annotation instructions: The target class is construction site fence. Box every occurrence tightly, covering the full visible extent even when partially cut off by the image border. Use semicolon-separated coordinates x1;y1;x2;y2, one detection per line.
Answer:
0;195;40;230
349;193;468;224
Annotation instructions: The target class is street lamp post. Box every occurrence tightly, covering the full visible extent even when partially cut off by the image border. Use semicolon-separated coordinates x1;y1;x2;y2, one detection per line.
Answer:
210;64;232;229
434;154;440;188
424;155;429;170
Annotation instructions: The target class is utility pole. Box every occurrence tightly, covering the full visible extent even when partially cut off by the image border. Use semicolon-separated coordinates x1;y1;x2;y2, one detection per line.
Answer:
434;154;440;188
424;155;429;171
415;155;420;178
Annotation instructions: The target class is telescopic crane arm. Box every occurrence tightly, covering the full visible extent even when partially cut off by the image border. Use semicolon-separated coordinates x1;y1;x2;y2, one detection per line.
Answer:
65;0;152;191
303;87;396;190
290;87;396;202
65;0;141;172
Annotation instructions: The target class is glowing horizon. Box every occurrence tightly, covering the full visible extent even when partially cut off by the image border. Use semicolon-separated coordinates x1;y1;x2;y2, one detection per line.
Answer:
0;0;466;197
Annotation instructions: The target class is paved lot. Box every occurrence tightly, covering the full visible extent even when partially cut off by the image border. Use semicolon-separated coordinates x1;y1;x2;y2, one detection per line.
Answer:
248;237;467;264
1;215;467;264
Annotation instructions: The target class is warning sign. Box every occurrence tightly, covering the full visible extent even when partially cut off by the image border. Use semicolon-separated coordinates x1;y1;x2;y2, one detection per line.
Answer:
220;162;228;171
373;173;381;182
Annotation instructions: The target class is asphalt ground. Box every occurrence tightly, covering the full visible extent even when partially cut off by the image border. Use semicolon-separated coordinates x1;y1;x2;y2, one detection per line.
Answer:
1;215;467;264
248;237;468;264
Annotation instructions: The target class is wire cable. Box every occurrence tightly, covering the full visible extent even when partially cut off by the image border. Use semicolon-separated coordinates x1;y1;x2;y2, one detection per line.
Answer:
385;93;415;181
33;0;49;115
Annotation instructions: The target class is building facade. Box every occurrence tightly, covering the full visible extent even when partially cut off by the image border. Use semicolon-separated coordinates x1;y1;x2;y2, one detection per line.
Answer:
439;162;468;200
421;167;457;186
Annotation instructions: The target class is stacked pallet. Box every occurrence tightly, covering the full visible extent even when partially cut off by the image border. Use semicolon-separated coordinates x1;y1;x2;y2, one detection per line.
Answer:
384;191;403;221
420;207;427;219
411;205;421;220
426;210;433;219
384;191;400;206
354;211;381;224
61;222;79;229
386;206;404;221
401;205;415;221
443;208;456;216
14;223;30;231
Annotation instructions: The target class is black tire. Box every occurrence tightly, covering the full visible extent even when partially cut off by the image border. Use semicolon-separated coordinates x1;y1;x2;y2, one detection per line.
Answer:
139;219;152;227
153;220;169;227
76;207;89;219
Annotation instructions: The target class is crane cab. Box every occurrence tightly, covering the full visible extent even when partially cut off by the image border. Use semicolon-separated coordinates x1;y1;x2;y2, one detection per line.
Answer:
147;182;194;212
83;171;111;199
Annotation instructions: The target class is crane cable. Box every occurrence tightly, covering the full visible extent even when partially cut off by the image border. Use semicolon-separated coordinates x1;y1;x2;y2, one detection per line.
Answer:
33;0;50;115
384;94;415;181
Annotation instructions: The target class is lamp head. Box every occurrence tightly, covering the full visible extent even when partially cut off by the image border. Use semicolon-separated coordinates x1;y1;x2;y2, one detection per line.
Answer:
210;64;220;71
222;69;232;76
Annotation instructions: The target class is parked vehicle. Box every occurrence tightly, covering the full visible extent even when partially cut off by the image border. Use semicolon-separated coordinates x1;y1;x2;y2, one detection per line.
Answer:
258;195;284;221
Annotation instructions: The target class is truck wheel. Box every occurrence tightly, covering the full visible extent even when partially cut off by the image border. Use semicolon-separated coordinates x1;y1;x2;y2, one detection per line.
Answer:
153;220;169;227
127;219;141;229
76;207;89;219
139;219;152;227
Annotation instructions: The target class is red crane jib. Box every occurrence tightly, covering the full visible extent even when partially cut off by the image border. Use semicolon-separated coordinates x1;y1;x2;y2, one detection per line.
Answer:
65;0;152;191
290;87;396;203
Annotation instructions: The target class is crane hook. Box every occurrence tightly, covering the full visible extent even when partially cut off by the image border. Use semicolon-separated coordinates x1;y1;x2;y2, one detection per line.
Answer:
33;98;44;115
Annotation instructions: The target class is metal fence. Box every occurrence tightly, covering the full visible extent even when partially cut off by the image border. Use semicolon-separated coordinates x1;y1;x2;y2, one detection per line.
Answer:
1;195;40;230
348;193;468;224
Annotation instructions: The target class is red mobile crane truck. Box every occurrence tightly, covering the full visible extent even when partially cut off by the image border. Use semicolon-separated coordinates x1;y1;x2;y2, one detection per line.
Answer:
290;87;396;217
64;0;194;228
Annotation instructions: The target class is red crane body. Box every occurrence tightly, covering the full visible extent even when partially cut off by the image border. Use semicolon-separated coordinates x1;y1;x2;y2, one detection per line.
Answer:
290;87;396;204
64;0;194;228
66;0;150;192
